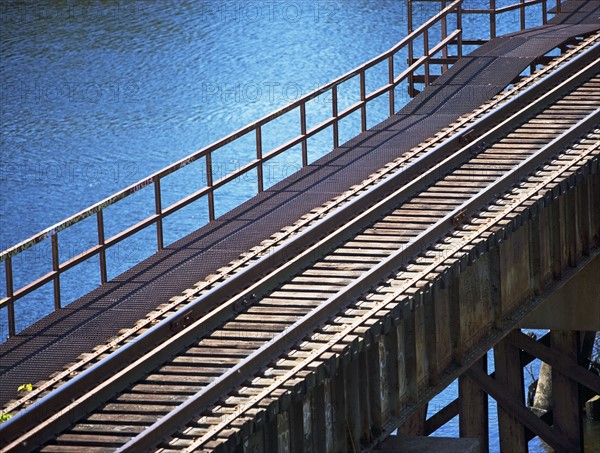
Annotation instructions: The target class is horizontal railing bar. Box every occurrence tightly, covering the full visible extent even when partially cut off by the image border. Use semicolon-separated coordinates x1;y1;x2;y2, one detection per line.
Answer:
305;116;338;141
460;0;545;15
210;159;262;192
429;57;460;65
461;39;489;45
461;0;544;15
496;0;546;13
460;8;494;14
262;134;309;162
161;188;212;219
101;215;160;254
0;271;57;309
395;56;429;85
430;29;462;57
57;245;103;276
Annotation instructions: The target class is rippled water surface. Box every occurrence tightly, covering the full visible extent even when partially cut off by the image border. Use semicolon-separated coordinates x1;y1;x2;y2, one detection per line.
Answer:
1;0;416;244
1;1;566;450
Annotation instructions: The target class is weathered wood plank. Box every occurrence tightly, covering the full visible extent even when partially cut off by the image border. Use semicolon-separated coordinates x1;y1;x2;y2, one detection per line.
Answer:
493;337;527;452
459;355;489;452
551;330;583;451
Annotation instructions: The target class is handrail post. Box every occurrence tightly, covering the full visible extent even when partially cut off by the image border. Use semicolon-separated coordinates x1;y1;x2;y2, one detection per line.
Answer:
300;103;308;166
457;2;463;60
256;126;264;192
388;55;395;116
153;176;164;251
408;0;415;97
520;0;526;31
6;257;15;338
206;154;215;221
490;0;496;40
332;85;339;149
424;30;430;87
97;211;108;284
556;0;561;14
51;233;61;310
542;0;547;24
441;0;448;73
359;71;367;132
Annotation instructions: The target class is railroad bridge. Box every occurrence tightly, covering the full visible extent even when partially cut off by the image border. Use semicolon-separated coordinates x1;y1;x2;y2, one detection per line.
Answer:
1;1;599;452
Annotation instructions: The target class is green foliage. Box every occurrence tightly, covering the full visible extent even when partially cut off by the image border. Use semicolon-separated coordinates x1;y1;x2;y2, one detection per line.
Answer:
17;383;33;393
0;413;12;423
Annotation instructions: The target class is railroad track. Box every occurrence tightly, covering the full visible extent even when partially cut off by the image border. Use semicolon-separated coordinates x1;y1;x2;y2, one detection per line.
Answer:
1;34;599;453
2;31;597;422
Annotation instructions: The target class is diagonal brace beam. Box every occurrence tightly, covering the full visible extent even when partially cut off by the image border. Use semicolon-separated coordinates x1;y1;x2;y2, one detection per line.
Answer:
465;366;575;453
507;330;600;395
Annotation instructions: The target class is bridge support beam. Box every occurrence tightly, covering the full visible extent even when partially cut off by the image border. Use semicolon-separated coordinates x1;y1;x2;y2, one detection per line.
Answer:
458;355;489;453
551;330;584;452
493;337;527;452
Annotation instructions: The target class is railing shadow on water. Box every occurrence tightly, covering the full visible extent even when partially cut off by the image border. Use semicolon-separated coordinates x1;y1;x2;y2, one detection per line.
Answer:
0;0;560;340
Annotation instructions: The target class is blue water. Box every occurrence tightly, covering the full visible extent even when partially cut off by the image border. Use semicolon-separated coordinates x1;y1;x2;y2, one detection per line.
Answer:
1;0;411;330
1;1;556;449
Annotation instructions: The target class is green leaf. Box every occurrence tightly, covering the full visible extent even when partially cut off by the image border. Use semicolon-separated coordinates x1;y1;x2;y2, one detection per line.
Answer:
17;383;33;392
0;413;12;423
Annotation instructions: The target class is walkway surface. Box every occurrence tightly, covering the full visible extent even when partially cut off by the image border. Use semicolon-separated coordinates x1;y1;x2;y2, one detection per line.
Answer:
1;0;598;406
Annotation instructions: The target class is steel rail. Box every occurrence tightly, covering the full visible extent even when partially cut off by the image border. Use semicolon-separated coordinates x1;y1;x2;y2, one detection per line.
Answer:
118;83;600;453
4;33;595;422
186;139;600;453
1;43;597;452
332;138;600;453
2;34;596;442
116;92;600;453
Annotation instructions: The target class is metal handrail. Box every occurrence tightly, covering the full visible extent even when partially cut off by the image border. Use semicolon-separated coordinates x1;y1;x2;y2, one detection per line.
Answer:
0;1;463;338
460;0;562;39
406;0;562;95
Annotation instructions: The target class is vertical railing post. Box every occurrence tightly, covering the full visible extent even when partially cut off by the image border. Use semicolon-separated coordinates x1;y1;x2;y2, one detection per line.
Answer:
300;103;308;167
457;3;463;60
520;0;526;31
256;126;264;193
359;71;367;132
542;0;547;24
97;211;107;285
5;257;15;338
424;30;430;87
490;0;496;40
408;0;415;97
51;233;61;310
556;0;561;14
441;0;448;73
206;153;215;221
153;176;164;251
332;85;339;149
388;55;395;116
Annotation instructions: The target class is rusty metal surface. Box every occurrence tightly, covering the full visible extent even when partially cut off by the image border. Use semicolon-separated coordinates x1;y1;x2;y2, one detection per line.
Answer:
549;0;600;25
0;7;598;412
